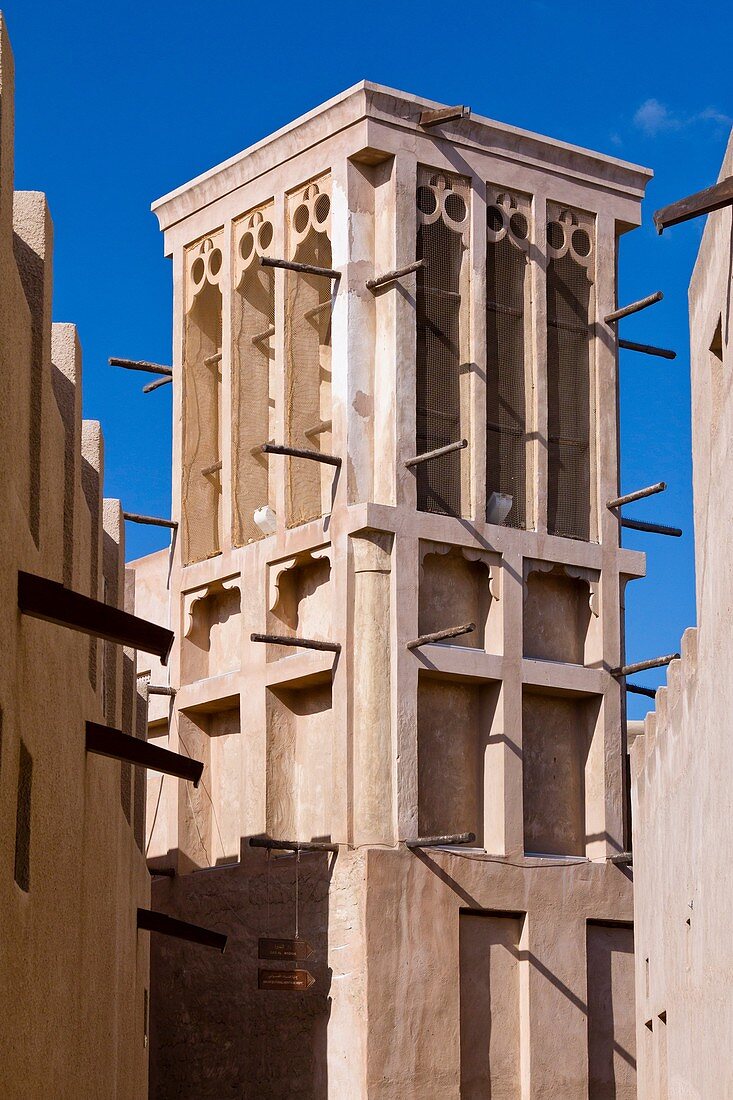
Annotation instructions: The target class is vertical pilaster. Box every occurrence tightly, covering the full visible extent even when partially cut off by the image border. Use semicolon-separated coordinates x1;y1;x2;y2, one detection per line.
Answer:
351;530;394;846
394;530;420;839
530;194;548;533
219;218;233;553
497;547;525;855
471;179;488;523
393;149;418;513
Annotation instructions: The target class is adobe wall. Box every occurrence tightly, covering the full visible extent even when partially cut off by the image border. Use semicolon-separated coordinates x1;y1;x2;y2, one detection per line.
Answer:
630;129;733;1097
0;15;150;1097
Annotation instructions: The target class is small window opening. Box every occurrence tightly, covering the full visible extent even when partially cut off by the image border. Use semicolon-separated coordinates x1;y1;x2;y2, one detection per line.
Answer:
14;740;32;892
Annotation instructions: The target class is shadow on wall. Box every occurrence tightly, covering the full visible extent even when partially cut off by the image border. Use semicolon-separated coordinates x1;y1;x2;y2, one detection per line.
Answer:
411;851;636;1098
149;841;334;1100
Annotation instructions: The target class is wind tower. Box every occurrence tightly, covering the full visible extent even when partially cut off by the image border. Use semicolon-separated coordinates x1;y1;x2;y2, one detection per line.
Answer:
134;83;652;1098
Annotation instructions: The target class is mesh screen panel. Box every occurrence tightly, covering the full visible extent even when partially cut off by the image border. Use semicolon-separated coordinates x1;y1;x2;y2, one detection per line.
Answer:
285;179;333;527
415;169;470;516
182;238;223;564
233;206;275;545
546;212;594;541
486;198;529;528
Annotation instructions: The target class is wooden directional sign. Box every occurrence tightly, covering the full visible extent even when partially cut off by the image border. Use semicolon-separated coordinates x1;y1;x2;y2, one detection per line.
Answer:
258;937;313;962
258;968;315;991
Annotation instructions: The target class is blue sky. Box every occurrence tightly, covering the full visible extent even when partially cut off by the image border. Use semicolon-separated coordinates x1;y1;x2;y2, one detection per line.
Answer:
6;1;732;716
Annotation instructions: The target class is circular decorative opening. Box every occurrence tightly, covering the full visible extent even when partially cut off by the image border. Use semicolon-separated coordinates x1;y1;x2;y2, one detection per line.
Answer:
416;185;438;215
572;228;591;257
510;212;528;240
239;232;255;261
547;221;564;250
191;256;205;284
209;248;222;277
293;204;310;234
258;221;273;250
444;192;466;223
487;205;504;233
314;193;331;224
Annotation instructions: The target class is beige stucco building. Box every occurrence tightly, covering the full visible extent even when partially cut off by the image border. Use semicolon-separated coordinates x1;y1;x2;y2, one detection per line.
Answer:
0;15;152;1097
630;131;733;1098
131;83;656;1098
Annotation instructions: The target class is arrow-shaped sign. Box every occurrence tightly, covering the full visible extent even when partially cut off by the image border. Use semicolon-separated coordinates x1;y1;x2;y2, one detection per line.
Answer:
258;937;313;962
258;968;315;991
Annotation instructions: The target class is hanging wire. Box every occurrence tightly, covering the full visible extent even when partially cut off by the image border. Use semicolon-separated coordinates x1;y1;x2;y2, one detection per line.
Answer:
145;774;165;857
295;848;300;941
266;848;271;935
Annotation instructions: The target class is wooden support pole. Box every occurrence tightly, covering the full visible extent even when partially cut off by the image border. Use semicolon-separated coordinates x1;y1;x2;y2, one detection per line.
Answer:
612;653;680;677
123;511;178;529
621;518;682;538
618;339;676;360
137;908;227;952
604;291;663;323
109;357;172;377
653;176;733;233
204;352;222;367
609;852;633;866
261;442;341;468
366;259;425;291
147;685;177;697
143;376;172;394
86;722;202;785
18;571;174;664
405;832;476;849
261;256;340;280
419;105;471;128
405;438;468;468
250;632;341;653
406;622;476;650
251;325;275;345
148;865;176;878
625;683;657;699
607;482;666;509
249;837;339;853
201;460;222;477
305;419;332;438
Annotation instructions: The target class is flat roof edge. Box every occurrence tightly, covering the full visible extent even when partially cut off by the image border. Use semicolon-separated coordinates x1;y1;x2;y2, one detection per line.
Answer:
151;79;653;233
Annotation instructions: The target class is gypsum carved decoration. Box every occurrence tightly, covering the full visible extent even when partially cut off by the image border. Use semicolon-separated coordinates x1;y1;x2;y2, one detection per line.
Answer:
419;541;501;603
234;203;276;283
522;560;600;618
183;576;242;640
486;188;532;252
186;234;225;312
268;547;332;622
416;168;471;244
289;178;332;254
546;205;595;273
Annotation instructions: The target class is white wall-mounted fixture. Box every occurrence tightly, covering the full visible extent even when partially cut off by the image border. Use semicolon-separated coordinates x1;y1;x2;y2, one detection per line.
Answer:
253;505;277;536
487;492;513;525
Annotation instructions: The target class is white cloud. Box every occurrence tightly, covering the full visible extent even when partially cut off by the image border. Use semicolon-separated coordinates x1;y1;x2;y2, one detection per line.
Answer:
633;99;680;135
633;98;732;137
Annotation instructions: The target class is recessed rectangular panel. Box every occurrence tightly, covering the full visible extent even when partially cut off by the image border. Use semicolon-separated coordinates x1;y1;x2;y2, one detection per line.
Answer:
486;188;530;529
546;206;595;541
415;167;471;517
285;177;333;527
460;911;522;1098
587;922;636;1099
522;692;591;856
233;203;275;545
182;233;224;564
